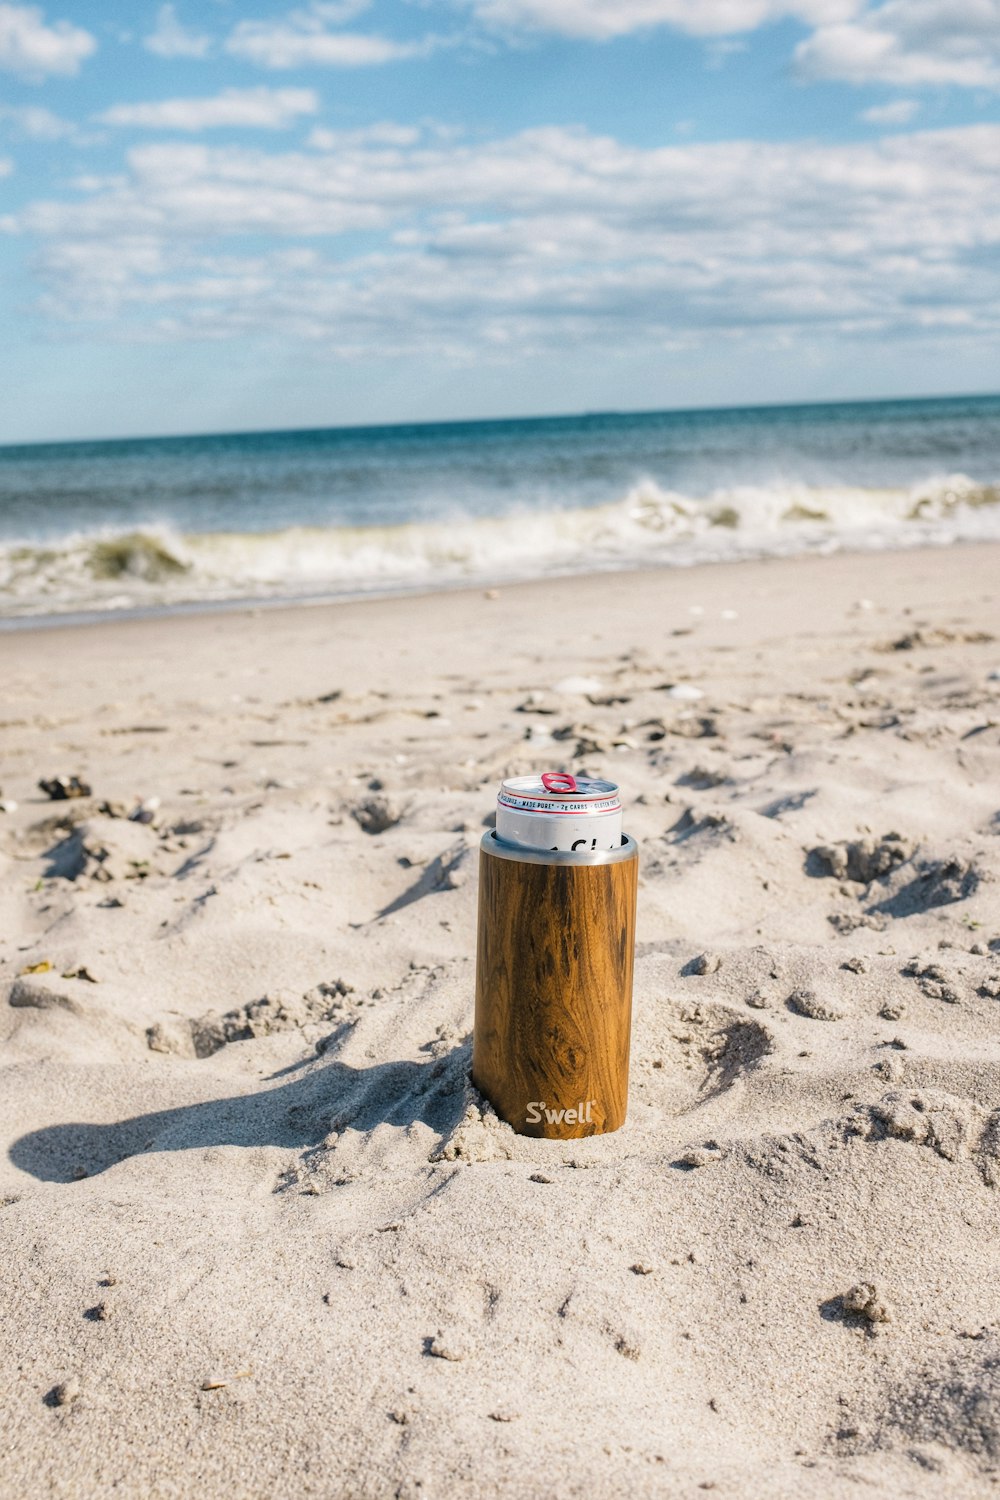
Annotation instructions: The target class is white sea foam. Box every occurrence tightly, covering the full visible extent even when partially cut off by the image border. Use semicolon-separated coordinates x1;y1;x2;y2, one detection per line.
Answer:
0;473;997;619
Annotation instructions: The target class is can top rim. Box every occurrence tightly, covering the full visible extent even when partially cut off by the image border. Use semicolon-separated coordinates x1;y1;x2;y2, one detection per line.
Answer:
499;773;619;803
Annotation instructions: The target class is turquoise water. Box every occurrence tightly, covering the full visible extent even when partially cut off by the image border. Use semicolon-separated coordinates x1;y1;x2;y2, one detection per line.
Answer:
1;395;998;618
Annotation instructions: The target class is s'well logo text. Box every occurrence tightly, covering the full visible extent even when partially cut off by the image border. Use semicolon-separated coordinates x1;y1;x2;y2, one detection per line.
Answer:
525;1100;596;1126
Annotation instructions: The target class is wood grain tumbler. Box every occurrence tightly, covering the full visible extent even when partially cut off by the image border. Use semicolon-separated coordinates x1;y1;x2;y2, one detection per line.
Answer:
472;831;638;1139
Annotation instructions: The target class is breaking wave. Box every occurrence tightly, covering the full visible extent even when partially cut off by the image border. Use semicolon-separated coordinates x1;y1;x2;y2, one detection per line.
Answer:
1;473;997;620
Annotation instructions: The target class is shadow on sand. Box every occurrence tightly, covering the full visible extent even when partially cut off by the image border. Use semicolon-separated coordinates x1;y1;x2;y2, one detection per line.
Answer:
10;1042;472;1184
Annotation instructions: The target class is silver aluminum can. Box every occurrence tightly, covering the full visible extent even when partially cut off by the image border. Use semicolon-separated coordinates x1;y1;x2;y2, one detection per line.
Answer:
496;772;623;852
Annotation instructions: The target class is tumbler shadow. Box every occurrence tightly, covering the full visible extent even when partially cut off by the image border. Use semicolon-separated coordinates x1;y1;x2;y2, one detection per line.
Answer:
10;1042;472;1183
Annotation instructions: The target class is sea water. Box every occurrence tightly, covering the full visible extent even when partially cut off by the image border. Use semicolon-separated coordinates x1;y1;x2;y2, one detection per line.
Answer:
1;394;998;622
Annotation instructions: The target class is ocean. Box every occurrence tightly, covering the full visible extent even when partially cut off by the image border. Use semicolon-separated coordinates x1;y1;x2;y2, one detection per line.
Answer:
1;394;998;623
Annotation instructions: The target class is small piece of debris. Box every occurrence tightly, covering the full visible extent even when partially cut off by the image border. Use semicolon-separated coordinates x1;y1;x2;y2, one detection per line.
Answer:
692;952;721;976
631;1261;655;1276
201;1378;228;1391
678;1147;723;1169
788;988;844;1022
829;911;889;935
842;956;868;974
352;795;403;835
515;691;556;715
50;1376;81;1406
128;796;160;825
39;775;92;801
529;1172;553;1184
809;834;913;884
841;1283;892;1325
746;988;770;1009
879;1001;906;1021
427;1334;466;1362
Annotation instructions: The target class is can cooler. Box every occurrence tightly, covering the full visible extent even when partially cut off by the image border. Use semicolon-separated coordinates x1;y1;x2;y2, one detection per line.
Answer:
474;772;638;1139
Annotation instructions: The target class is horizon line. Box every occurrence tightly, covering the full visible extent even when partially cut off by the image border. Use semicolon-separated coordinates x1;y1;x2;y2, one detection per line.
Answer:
2;388;998;456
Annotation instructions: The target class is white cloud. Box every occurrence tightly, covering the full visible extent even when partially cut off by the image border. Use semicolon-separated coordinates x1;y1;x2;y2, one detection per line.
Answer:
143;4;212;60
796;0;1000;88
457;0;1000;92
11;124;1000;361
0;102;78;138
0;153;11;175
97;88;319;132
0;2;95;79
306;122;422;148
861;98;919;123
461;0;858;40
225;2;433;67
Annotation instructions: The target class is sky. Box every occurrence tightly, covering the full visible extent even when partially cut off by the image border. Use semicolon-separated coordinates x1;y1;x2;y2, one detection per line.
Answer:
0;0;998;443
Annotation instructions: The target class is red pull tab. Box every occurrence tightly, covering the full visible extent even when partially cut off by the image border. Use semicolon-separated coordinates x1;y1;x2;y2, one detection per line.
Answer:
541;772;578;794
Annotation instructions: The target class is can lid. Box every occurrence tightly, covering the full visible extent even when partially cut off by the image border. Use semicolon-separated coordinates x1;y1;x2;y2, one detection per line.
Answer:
498;772;621;816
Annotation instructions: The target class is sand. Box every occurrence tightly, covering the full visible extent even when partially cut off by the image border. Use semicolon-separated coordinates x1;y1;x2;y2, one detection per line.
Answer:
1;544;999;1499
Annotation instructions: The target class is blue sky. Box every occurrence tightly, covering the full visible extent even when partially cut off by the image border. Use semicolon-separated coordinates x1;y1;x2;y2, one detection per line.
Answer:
0;0;998;442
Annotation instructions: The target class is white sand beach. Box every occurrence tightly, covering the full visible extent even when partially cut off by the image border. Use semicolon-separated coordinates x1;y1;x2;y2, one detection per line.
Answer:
2;543;1000;1498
